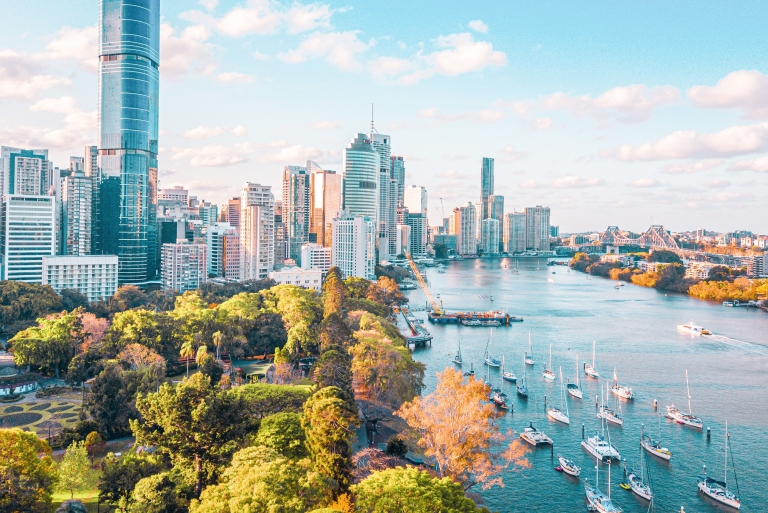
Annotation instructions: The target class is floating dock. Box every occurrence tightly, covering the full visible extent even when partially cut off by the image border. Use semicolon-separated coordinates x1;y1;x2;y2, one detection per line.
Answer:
428;310;523;326
401;307;433;348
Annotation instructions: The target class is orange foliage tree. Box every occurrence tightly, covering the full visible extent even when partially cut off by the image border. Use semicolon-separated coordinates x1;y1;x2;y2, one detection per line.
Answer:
395;367;530;491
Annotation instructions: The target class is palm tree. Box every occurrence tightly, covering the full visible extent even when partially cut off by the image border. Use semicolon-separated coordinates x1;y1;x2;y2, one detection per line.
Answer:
213;331;223;362
196;345;208;365
180;340;194;378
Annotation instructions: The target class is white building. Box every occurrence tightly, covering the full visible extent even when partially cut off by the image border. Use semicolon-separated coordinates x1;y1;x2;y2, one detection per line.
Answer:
525;206;550;251
207;222;238;278
403;185;427;216
42;255;118;302
458;202;477;257
504;212;526;254
268;266;323;291
395;224;410;257
161;242;208;292
60;170;93;256
342;134;379;223
684;262;720;280
481;218;500;255
331;212;376;280
1;195;56;283
240;183;274;281
300;243;332;275
1;147;53;197
405;213;427;257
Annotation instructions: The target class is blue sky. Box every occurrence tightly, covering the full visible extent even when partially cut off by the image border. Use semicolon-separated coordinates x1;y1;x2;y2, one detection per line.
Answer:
2;0;768;233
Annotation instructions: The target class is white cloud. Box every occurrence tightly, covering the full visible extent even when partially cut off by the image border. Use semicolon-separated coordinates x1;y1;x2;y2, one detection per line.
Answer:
602;123;768;161
252;50;269;60
213;1;283;36
501;146;528;162
171;143;258;167
217;71;254;83
259;144;324;162
310;121;340;130
199;0;218;10
688;70;768;119
468;20;489;34
160;23;215;79
280;31;372;71
663;159;723;175
231;124;248;136
703;179;731;188
541;84;679;123
531;117;553;131
0;50;71;100
284;2;333;34
519;180;539;189
729;155;768;173
183;125;249;139
29;95;96;132
45;26;98;72
368;56;413;78
0;125;91;151
549;175;605;188
627;177;660;188
477;110;505;123
419;107;504;124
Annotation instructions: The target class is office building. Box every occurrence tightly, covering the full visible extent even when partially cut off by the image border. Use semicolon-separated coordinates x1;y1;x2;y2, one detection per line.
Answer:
331;212;376;280
198;201;218;226
475;203;483;243
1;195;56;283
158;186;188;218
42;255;118;302
268;266;322;291
525;206;551;251
1;147;54;197
69;157;84;173
60;170;93;255
550;225;560;238
98;0;160;284
283;165;310;263
504;212;526;253
458;202;477;257
223;197;241;229
84;145;100;255
300;243;332;275
404;185;427;216
240;183;274;281
206;222;238;278
481;218;500;255
480;157;494;221
390;156;406;207
372;133;394;262
308;163;342;248
406;213;427;257
395;224;410;257
342;133;379;222
161;241;207;292
432;234;457;255
274;199;286;267
488;195;504;252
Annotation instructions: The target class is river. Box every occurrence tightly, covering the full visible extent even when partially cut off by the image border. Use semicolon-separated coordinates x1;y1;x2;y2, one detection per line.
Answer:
401;257;768;512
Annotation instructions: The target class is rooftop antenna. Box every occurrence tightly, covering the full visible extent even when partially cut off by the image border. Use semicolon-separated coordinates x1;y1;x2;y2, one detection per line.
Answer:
370;103;378;134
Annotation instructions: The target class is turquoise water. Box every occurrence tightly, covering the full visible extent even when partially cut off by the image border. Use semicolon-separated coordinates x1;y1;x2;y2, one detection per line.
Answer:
403;258;768;512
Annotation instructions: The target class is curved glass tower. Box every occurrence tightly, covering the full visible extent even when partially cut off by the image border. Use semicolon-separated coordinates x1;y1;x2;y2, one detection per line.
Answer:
97;0;159;283
342;133;379;222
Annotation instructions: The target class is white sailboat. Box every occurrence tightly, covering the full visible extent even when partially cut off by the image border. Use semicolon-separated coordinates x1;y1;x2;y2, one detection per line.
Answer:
611;368;634;400
547;367;570;425
484;329;501;368
585;459;622;513
584;340;600;379
453;340;462;365
566;352;583;399
557;455;581;477
666;369;703;429
583;387;621;461
697;421;740;509
516;354;529;398
542;344;556;381
641;418;672;461
627;443;653;501
597;381;623;426
502;355;516;382
525;332;535;366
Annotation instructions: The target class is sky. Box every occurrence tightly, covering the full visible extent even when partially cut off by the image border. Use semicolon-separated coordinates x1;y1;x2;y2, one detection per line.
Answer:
1;0;767;234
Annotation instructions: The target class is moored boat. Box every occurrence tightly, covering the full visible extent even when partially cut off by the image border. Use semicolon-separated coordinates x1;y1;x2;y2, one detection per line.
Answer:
483;329;501;367
525;332;534;365
453;340;462;365
697;421;740;509
492;391;509;410
520;422;552;446
666;369;704;429
516;354;528;398
611;369;634;400
641;421;671;461
543;344;556;380
566;353;582;399
547;367;570;425
582;434;620;461
557;455;580;477
501;355;516;382
584;340;600;379
585;460;622;513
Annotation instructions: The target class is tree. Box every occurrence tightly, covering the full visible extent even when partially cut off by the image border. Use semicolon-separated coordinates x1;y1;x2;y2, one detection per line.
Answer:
84;431;105;462
9;312;79;377
433;243;448;259
180;339;195;378
0;281;62;330
350;337;425;408
86;364;137;437
648;249;682;264
0;429;58;512
60;289;90;311
262;285;322;358
132;373;250;496
396;367;530;491
708;265;733;282
312;347;354;399
318;312;353;350
254;412;307;459
367;276;406;306
98;450;165;505
129;472;185;513
212;331;223;361
247;313;287;356
351;467;484;513
322;267;346;318
231;383;311;424
79;312;109;352
56;500;88;513
103;309;162;356
58;441;91;499
118;343;165;371
302;386;360;490
385;436;408;457
111;285;150;310
189;446;334;513
343;276;370;299
198;354;223;385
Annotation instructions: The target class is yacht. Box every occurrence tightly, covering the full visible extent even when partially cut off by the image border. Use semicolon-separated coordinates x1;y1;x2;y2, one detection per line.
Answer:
542;344;556;381
566;353;582;399
627;469;652;501
557;455;581;477
520;422;553;446
582;433;620;461
547;368;570;425
492;391;510;410
584;340;600;379
483;329;501;368
516;354;528;398
611;369;634;400
501;355;516;383
641;422;672;461
666;370;704;429
697;422;740;509
597;382;623;426
524;332;535;366
585;461;622;513
677;321;705;336
453;340;462;365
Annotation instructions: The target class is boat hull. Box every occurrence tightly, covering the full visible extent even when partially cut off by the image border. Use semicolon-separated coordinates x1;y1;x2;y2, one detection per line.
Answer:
584;363;599;379
557;456;580;477
502;374;517;383
547;408;570;425
611;387;634;400
516;387;528;398
698;481;740;509
581;439;620;461
525;359;535;366
567;386;583;399
628;474;652;501
641;440;671;461
543;371;556;381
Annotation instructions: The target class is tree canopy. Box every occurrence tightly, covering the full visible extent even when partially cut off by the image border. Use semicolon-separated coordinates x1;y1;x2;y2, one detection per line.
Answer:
0;428;58;512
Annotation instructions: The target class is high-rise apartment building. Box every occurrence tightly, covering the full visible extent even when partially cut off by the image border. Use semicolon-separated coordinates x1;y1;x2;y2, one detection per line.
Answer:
390;156;406;207
223;197;241;229
458;203;477;257
300;243;332;275
504;212;526;253
60;170;93;255
342;133;379;222
42;255;118;302
331;212;376;280
240;183;274;280
0;147;53;197
372;133;394;262
309;165;341;247
405;213;427;257
403;185;427;216
282;165;310;263
161;242;207;292
481;218;500;255
1;195;56;283
480;157;494;221
488;195;504;252
525;206;551;251
206;222;238;278
98;0;160;284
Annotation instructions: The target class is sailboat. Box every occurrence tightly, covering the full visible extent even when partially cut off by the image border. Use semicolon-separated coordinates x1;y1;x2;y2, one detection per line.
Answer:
584;340;600;379
627;442;653;501
484;329;501;368
566;352;583;399
463;362;475;378
525;332;535;366
502;355;516;382
583;387;621;461
557;455;581;477
453;340;463;365
585;459;623;513
611;368;634;400
516;354;529;398
666;369;703;429
547;367;570;424
597;381;623;426
542;344;556;381
641;418;672;461
697;421;740;509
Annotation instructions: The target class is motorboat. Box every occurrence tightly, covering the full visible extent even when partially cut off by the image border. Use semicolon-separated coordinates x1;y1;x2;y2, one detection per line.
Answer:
492;391;510;410
501;355;516;383
677;321;705;336
525;332;535;365
611;369;634;400
566;353;582;399
584;340;600;379
547;367;570;425
641;422;671;461
520;422;553;446
666;370;703;429
697;421;740;509
582;434;620;461
542;344;556;380
558;455;581;477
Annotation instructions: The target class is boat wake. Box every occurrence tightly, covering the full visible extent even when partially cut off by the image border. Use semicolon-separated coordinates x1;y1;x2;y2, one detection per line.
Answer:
704;334;768;357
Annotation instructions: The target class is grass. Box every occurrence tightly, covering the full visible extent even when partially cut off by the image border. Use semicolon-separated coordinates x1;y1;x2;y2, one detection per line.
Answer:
0;401;81;437
51;468;102;512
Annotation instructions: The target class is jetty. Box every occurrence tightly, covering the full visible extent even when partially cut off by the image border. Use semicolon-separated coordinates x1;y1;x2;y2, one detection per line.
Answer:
400;306;433;348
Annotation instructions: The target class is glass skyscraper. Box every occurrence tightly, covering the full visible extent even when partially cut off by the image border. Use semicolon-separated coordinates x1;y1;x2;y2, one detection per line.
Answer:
480;157;494;221
342;133;379;222
97;0;160;283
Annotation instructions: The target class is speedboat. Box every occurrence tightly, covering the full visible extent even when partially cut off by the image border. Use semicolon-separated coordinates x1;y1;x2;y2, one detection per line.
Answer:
585;481;622;513
666;405;704;429
597;406;623;426
520;422;553;446
677;321;705;336
558;455;581;477
627;469;652;501
547;406;569;425
582;434;620;461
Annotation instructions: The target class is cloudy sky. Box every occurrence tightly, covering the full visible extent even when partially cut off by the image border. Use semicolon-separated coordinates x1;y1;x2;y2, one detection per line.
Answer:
2;0;768;233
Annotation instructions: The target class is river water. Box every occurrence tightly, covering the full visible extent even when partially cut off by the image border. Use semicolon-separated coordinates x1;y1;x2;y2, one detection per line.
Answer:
402;258;768;513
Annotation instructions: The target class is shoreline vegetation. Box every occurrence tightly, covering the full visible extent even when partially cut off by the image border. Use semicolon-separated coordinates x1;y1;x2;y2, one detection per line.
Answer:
569;251;768;303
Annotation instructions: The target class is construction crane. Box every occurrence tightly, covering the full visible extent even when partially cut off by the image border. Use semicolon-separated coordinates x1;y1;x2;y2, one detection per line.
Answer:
406;253;442;314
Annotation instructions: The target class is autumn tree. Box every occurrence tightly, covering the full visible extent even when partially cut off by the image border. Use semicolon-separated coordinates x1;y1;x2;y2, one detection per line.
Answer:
322;267;347;318
367;276;406;306
118;343;165;371
302;386;360;490
350;336;424;408
396;367;530;491
58;441;92;499
111;285;151;310
0;429;58;512
79;312;109;352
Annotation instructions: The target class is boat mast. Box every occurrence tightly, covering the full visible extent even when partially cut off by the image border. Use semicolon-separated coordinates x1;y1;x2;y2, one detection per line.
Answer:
592;340;596;370
686;369;693;416
549;344;552;371
724;421;728;489
575;353;580;388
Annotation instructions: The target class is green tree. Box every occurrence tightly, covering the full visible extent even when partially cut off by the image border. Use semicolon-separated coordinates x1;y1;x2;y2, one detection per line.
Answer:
350;337;425;408
0;281;62;331
103;309;162;355
318;312;353;350
131;373;249;496
262;285;322;358
433;243;448;259
247;313;287;356
198;354;223;385
85;364;137;437
343;276;370;299
385;436;408;457
111;285;151;310
648;249;682;264
189;446;334;513
84;431;105;462
254;412;307;459
128;471;188;513
58;441;92;499
9;312;79;377
351;467;483;513
0;429;58;512
180;339;195;378
302;386;360;490
312;346;354;399
98;450;165;506
60;289;90;311
322;267;347;318
231;383;311;424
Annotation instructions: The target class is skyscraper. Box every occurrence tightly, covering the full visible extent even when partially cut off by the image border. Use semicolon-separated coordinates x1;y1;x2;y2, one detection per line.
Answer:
488;195;504;252
240;183;274;280
524;206;551;251
1;195;56;283
282;165;310;263
390;156;406;207
403;185;427;216
342;133;378;222
372;133;393;261
309;165;341;247
60;170;93;255
504;212;526;253
480;157;494;221
481;218;500;255
458;202;477;257
331;211;376;280
98;0;160;284
0;147;53;197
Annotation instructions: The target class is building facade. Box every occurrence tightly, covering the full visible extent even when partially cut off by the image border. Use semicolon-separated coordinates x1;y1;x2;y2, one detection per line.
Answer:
405;213;427;257
240;183;274;280
42;255;118;302
282;165;310;263
0;147;53;197
458;203;477;257
300;243;332;275
390;156;406;207
403;185;427;216
309;166;341;247
488;195;504;252
481;218;500;255
525;206;550;251
268;266;323;291
331;212;376;280
161;242;207;292
342;133;379;223
504;212;526;253
1;195;56;283
60;170;93;255
480;157;494;221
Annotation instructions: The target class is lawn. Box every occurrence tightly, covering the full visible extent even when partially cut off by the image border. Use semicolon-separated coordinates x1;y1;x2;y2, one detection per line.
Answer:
51;468;102;513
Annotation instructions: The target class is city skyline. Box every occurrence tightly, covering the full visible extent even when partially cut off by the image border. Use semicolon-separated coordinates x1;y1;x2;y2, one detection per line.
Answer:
1;1;768;232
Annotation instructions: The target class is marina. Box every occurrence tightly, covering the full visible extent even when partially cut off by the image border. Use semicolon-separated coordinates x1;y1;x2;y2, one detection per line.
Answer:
401;257;768;512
